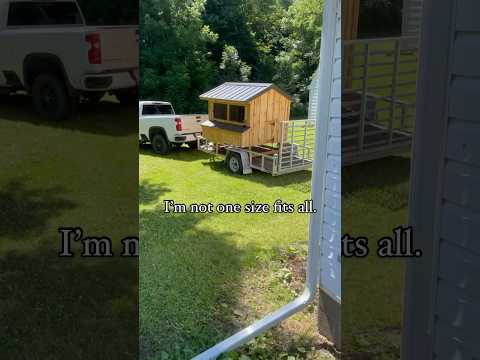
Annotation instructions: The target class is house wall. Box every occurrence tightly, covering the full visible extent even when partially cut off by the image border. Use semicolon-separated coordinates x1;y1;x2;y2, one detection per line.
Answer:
402;0;424;38
402;0;480;358
315;0;341;346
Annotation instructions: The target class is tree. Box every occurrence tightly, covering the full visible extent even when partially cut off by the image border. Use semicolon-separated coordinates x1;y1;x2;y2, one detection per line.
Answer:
275;0;323;115
140;0;217;113
218;45;251;82
140;0;323;117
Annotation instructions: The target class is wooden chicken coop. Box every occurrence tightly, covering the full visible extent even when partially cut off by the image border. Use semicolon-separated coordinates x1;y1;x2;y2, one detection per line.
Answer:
199;82;292;147
198;82;315;176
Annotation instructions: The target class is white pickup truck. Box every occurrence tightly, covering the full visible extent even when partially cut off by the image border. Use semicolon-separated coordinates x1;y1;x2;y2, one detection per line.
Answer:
139;101;208;154
0;0;138;120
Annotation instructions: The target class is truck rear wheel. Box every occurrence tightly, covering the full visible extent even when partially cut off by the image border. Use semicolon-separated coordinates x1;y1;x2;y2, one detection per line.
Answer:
151;134;170;155
226;152;243;174
31;73;71;121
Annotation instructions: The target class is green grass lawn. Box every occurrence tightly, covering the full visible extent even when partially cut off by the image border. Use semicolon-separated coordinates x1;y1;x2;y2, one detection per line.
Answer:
0;95;138;359
342;155;411;358
139;147;336;360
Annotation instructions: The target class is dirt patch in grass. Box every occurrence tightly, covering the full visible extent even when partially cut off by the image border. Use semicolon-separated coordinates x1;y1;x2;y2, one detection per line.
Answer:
215;245;340;360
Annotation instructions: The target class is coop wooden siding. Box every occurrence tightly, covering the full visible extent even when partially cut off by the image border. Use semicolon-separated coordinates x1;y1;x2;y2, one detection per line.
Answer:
319;0;341;301
342;0;359;40
247;89;290;146
432;1;480;357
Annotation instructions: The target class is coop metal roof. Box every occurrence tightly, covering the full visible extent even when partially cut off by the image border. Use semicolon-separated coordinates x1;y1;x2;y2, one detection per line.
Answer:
199;82;291;102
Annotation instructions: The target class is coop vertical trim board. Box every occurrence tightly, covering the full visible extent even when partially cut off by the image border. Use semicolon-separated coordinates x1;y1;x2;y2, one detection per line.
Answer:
191;0;340;359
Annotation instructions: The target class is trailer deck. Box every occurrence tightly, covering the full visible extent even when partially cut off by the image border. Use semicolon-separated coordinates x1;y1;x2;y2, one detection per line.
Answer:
199;120;315;176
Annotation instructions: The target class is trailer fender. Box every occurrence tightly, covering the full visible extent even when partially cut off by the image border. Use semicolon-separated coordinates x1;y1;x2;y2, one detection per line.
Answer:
226;148;252;175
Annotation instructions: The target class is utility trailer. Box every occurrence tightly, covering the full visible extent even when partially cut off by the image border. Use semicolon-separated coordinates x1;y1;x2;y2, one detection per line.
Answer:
198;119;315;176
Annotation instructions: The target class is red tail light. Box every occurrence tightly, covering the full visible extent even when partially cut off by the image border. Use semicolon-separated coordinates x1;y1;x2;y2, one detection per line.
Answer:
85;33;102;64
175;117;182;131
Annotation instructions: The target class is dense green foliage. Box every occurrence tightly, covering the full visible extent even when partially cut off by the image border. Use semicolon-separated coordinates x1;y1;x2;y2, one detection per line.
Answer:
358;0;402;38
140;0;323;116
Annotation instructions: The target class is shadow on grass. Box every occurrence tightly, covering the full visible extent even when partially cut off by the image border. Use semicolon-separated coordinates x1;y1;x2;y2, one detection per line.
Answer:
0;249;138;359
139;206;327;359
0;179;76;240
202;158;312;192
0;94;136;137
139;208;244;359
139;146;211;162
343;156;411;195
139;180;171;206
342;156;410;359
342;156;411;211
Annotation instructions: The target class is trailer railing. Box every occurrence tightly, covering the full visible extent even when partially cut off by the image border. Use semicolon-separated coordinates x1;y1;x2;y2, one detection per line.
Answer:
342;36;419;165
278;120;316;174
198;120;316;176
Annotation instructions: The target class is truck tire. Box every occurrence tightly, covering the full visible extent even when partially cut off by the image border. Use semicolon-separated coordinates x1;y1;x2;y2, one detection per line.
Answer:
151;134;170;155
226;152;243;174
31;73;72;121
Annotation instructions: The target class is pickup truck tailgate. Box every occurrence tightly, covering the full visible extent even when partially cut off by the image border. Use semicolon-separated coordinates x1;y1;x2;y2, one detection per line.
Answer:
97;26;139;70
179;114;209;133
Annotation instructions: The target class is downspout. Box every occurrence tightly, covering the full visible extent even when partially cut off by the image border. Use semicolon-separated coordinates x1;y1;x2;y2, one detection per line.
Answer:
192;1;339;358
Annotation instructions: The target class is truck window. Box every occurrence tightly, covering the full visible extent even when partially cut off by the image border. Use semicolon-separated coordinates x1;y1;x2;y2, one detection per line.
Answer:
77;0;138;26
142;105;174;116
7;2;83;26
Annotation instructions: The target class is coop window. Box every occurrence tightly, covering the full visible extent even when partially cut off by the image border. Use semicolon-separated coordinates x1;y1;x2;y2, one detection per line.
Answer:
213;103;228;120
229;105;245;123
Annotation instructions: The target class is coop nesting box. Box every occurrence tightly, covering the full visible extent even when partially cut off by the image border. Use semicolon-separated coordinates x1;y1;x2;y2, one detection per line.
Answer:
199;82;292;147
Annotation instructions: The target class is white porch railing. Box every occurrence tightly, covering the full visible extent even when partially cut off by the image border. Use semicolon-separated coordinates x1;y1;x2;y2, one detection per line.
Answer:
342;36;419;165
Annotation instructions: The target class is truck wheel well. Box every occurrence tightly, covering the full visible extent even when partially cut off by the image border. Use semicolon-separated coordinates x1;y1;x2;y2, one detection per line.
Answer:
23;54;70;92
149;127;167;142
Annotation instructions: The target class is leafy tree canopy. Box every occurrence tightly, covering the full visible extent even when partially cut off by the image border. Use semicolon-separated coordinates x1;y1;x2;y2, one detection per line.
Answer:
140;0;323;116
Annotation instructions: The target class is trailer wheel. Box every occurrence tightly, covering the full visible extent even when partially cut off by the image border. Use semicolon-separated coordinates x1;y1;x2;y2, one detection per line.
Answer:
226;152;243;174
151;134;170;155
